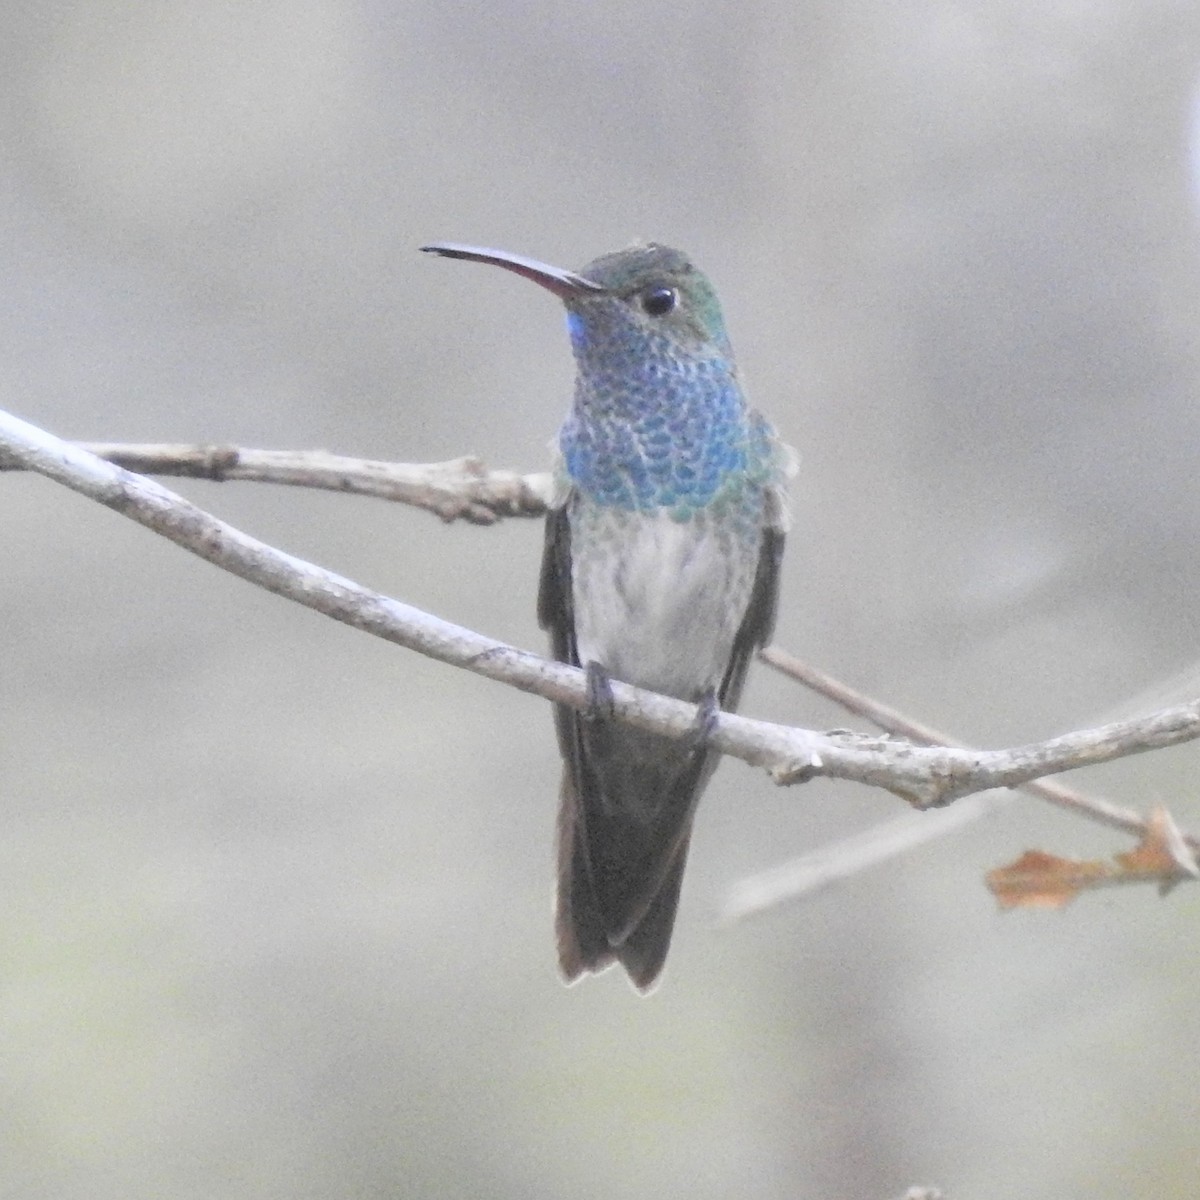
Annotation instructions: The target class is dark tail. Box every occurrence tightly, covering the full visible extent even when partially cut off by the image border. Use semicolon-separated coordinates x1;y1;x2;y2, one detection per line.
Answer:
555;769;696;993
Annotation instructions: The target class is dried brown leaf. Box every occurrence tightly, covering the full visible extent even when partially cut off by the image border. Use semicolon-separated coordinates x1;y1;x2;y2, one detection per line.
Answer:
988;806;1199;908
1115;806;1199;895
986;850;1108;909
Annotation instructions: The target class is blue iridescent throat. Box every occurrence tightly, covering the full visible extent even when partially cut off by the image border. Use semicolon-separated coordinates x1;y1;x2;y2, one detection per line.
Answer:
558;332;759;515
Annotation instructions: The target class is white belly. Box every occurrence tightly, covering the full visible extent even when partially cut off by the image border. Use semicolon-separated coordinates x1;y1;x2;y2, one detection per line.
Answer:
570;509;759;700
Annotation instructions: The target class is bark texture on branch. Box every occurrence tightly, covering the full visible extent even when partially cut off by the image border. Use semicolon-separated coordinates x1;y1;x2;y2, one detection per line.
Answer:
0;441;552;524
3;408;1200;814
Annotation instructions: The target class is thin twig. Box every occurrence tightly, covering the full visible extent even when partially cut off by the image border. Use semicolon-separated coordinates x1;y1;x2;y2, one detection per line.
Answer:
722;648;1197;921
0;442;552;525
4;407;1200;810
760;646;1156;839
722;794;1007;922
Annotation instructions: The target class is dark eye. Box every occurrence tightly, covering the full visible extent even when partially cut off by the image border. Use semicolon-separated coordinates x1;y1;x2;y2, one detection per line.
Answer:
639;286;677;317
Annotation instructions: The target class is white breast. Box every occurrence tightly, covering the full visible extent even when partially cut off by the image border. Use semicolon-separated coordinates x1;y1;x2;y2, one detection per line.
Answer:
570;509;759;701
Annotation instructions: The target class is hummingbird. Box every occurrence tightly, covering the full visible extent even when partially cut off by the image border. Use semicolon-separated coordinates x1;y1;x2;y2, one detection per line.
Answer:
422;241;790;991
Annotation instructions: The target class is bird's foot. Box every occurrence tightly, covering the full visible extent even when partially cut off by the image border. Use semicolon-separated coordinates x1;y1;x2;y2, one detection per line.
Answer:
685;689;720;753
583;661;616;723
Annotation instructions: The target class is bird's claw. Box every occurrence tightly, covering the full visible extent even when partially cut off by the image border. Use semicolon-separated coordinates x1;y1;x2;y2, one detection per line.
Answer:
584;661;616;723
685;689;720;753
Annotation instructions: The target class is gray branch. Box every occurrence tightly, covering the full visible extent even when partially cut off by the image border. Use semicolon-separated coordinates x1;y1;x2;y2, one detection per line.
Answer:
4;406;1200;810
0;441;552;525
723;650;1200;920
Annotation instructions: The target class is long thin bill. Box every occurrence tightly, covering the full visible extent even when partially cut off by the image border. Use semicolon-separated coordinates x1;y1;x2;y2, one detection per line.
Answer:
420;242;605;298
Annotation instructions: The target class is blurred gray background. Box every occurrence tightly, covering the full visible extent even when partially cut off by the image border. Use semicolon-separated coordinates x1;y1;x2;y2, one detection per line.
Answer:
1;2;1199;1197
